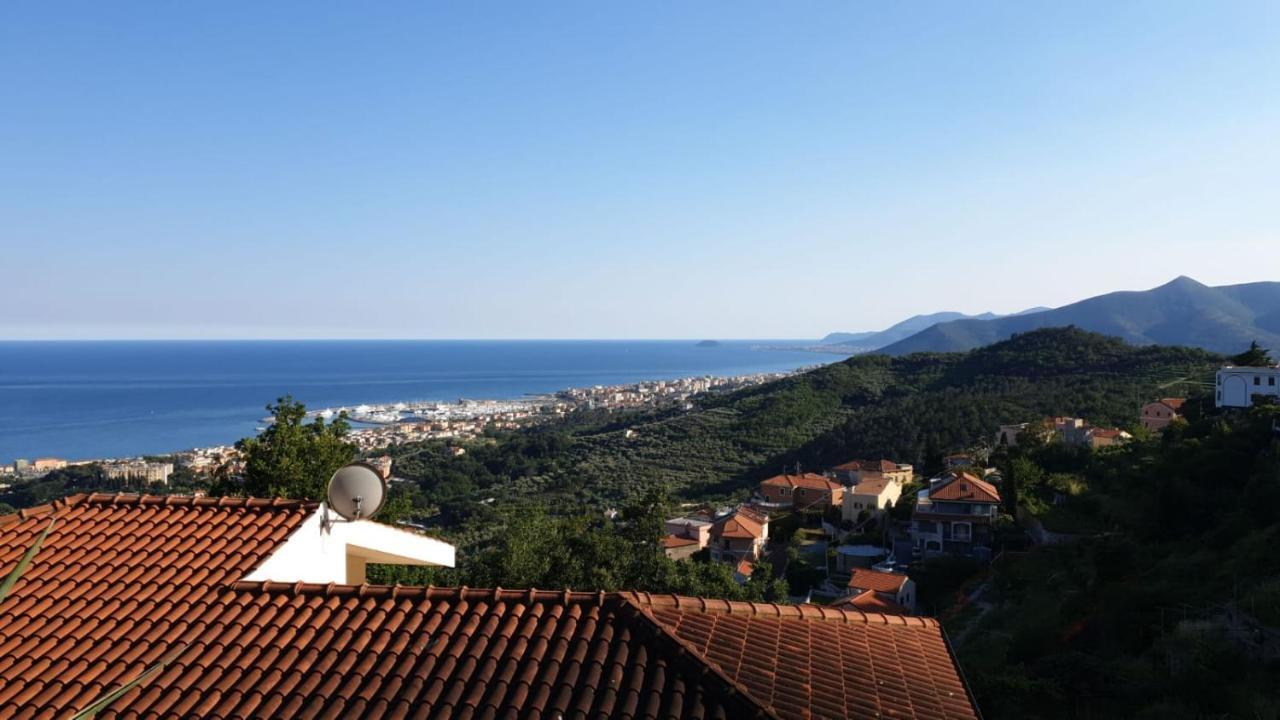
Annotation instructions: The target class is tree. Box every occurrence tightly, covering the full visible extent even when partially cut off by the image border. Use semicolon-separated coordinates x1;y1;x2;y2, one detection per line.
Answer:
235;395;357;500
1232;340;1273;367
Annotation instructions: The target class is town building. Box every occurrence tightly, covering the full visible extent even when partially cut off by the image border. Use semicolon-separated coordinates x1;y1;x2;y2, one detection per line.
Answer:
845;567;917;614
757;472;844;511
1087;427;1131;448
1216;366;1280;408
103;460;174;485
709;507;769;564
0;494;979;718
830;458;913;486
912;470;1002;557
835;588;909;615
30;457;67;473
841;475;903;522
367;454;393;479
1141;397;1186;431
999;417;1130;449
1050;417;1091;445
661;534;701;561
662;513;712;561
995;422;1025;447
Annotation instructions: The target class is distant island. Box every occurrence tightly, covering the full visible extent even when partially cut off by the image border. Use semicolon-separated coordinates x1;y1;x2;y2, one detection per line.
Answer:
695;340;720;347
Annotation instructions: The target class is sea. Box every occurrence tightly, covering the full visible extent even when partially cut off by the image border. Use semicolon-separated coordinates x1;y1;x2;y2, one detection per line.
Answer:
0;340;830;463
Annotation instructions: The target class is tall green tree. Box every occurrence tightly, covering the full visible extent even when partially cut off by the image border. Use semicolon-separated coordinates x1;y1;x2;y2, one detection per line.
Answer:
235;395;357;500
1232;340;1273;367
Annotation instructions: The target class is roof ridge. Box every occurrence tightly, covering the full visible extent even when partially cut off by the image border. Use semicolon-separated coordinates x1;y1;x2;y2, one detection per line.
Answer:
232;582;940;628
0;493;87;528
614;593;779;720
235;582;612;603
624;591;938;628
76;493;319;510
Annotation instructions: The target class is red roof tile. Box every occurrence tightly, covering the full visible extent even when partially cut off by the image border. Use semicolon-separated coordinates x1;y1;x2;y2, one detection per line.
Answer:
848;568;909;594
0;495;980;719
662;534;699;548
759;473;842;492
831;459;901;474
711;509;766;540
929;472;1001;504
848;476;894;496
833;590;908;616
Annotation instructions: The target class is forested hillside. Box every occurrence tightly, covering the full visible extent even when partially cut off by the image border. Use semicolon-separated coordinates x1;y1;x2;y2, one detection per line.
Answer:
387;328;1218;549
962;402;1280;718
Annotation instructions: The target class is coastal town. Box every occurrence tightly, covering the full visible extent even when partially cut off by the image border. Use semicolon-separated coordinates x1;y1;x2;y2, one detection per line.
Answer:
1;368;804;483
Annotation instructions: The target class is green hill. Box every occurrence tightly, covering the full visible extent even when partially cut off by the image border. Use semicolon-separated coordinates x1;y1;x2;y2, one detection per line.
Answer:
388;328;1218;546
879;276;1280;355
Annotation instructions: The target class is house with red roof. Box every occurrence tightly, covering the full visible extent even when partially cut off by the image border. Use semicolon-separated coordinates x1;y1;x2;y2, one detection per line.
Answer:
1141;397;1186;431
708;506;769;564
1086;426;1131;448
757;473;843;512
0;493;981;719
845;568;916;614
830;458;913;486
912;470;1002;556
661;513;712;561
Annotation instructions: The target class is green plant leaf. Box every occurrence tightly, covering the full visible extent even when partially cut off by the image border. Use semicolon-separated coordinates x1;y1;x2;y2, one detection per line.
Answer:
0;516;56;604
70;643;189;719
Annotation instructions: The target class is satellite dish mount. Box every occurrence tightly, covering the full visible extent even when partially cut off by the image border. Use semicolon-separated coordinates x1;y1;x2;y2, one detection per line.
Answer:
324;462;388;529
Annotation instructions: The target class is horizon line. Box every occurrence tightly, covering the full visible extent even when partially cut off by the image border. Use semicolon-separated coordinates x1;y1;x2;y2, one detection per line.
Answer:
0;336;821;343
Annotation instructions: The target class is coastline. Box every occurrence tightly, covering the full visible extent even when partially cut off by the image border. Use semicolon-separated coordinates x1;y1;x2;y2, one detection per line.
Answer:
2;365;818;480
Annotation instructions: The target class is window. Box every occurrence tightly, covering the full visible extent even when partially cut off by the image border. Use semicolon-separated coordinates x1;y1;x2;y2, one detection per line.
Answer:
1270;377;1276;386
1255;376;1261;385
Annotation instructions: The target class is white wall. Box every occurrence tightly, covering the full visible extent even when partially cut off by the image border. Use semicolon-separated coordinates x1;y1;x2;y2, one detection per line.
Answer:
244;505;456;584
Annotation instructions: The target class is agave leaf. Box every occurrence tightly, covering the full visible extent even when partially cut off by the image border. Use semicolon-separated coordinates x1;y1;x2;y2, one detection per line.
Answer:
0;516;56;604
70;643;189;719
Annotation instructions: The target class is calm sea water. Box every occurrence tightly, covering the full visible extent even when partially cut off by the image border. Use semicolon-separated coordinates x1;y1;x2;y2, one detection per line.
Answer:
0;340;827;462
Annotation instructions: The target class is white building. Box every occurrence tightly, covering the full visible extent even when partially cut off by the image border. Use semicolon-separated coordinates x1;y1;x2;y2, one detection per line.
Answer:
103;460;174;485
1216;366;1280;408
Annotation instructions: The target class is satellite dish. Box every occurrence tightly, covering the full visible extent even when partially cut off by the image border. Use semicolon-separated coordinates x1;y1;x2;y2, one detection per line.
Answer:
326;462;387;521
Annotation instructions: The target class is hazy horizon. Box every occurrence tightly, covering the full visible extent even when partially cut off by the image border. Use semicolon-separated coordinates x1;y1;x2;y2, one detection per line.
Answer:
4;3;1278;340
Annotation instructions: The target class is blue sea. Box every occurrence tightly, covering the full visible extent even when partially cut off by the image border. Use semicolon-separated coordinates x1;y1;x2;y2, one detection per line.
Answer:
0;340;828;462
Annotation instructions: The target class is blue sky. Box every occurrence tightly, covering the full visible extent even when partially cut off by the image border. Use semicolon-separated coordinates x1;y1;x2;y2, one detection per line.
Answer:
2;2;1277;339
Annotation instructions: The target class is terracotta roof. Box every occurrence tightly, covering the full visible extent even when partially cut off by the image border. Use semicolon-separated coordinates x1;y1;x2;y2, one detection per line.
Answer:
831;459;901;474
759;473;842;492
711;509;766;540
848;568;910;594
662;534;699;548
1089;427;1127;439
834;589;908;616
929;472;1001;504
736;558;755;577
848;476;894;496
634;593;978;720
0;494;979;719
1155;397;1186;410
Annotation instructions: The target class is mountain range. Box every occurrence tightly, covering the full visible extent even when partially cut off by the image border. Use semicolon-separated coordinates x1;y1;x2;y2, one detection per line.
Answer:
859;277;1280;356
821;308;1048;351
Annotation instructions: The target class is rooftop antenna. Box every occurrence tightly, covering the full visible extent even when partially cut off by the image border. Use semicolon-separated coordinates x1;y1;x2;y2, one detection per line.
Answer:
325;462;388;523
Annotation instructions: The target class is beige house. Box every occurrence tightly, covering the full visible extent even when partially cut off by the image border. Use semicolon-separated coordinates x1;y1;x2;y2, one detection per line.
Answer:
841;476;903;522
831;459;912;486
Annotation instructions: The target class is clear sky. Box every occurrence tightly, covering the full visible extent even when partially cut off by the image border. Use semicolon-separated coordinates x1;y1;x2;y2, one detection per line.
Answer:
2;2;1277;339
